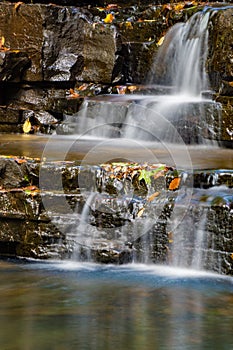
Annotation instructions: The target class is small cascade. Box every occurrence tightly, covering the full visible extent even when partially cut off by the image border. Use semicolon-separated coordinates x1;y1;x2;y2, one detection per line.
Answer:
58;9;221;145
61;8;231;273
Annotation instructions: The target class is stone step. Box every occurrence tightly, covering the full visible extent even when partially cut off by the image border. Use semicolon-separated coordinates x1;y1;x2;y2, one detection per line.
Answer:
57;94;222;144
0;157;232;274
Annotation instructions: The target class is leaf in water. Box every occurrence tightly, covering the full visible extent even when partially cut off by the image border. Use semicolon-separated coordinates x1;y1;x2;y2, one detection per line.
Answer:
168;177;181;190
23;119;32;134
104;13;114;23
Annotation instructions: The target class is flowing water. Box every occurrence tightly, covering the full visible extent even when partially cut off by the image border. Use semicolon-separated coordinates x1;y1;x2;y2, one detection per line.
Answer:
62;9;229;270
64;10;220;145
0;9;232;348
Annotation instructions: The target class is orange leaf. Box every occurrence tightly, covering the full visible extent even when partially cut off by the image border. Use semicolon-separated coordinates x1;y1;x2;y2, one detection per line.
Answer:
104;13;114;23
15;158;27;164
168;177;181;191
128;85;137;92
148;191;160;202
106;4;119;10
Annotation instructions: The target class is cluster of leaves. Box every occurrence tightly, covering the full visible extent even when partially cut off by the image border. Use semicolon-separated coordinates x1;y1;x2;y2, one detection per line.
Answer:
96;1;201;27
101;162;180;191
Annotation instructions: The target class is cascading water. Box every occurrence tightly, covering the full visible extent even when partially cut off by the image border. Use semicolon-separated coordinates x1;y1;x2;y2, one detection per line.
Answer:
67;9;226;272
150;10;210;95
60;9;221;145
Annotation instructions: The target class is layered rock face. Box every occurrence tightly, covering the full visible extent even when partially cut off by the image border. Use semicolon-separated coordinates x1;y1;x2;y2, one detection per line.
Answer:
0;1;232;273
0;157;232;275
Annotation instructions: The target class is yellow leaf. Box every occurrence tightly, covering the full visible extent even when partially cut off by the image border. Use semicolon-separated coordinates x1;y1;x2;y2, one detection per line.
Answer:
128;85;137;92
14;2;23;11
104;13;114;23
157;36;164;46
125;21;133;29
174;3;185;12
137;207;144;217
23;119;32;133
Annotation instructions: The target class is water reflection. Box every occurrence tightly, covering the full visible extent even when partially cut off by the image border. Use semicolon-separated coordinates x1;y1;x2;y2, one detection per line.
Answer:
0;262;233;350
0;260;232;349
0;133;232;169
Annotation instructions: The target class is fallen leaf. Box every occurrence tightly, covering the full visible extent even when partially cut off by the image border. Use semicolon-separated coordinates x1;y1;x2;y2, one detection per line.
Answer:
168;177;181;190
0;36;9;51
117;86;127;95
106;4;119;10
15;158;27;164
23;119;32;133
77;84;88;91
68;88;80;98
174;3;185;12
104;13;114;23
157;36;165;46
14;2;23;11
125;21;133;29
137;207;144;217
128;85;137;92
148;191;160;202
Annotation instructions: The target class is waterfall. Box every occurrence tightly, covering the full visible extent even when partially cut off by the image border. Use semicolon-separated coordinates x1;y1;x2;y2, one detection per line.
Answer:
65;9;224;271
59;9;221;145
150;10;211;96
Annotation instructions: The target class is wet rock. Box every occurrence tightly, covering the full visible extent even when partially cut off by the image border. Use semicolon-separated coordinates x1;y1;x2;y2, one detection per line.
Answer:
0;3;44;81
0;106;22;124
0;51;30;82
0;159;232;274
0;4;116;83
0;158;28;188
208;7;233;93
214;96;233;145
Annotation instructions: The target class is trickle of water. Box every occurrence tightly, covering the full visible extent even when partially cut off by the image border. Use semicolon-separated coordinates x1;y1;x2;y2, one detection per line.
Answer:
168;206;208;270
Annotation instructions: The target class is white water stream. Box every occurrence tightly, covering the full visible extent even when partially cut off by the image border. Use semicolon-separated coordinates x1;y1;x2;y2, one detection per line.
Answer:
70;9;224;271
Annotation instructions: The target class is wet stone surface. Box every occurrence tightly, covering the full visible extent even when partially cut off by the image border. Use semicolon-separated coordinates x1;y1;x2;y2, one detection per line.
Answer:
0;157;232;275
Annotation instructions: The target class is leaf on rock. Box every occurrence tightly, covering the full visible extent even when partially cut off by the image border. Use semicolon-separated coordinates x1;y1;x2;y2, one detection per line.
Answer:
14;2;23;11
104;13;114;23
23;119;32;133
157;36;164;46
148;191;160;202
137;207;144;217
169;177;181;190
